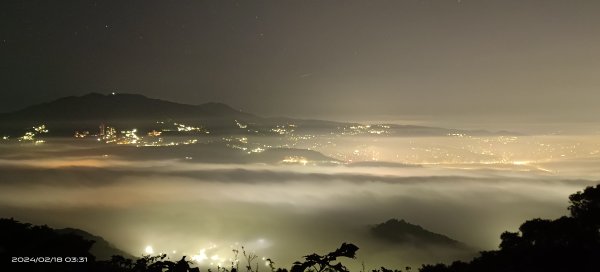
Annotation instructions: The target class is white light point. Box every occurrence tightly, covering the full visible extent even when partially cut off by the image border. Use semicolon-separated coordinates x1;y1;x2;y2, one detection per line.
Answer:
191;249;208;263
145;246;154;254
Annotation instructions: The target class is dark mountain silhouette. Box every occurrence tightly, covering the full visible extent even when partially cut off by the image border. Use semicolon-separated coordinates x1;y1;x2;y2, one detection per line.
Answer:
371;219;462;247
55;228;134;261
0;92;261;136
0;92;253;122
0;218;200;272
0;93;516;137
0;218;95;271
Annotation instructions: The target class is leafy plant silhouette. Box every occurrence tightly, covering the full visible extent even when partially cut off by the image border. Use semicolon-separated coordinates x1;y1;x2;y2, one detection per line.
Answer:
291;243;359;272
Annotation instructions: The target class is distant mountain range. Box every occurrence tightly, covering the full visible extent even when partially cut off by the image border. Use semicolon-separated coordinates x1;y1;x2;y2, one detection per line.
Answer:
371;219;464;247
0;93;516;137
0;93;339;135
0;93;255;135
1;93;253;121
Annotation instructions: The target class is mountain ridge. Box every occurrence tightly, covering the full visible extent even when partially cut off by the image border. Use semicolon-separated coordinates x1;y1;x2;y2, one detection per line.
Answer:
0;92;253;121
55;227;134;260
371;219;465;247
0;92;518;137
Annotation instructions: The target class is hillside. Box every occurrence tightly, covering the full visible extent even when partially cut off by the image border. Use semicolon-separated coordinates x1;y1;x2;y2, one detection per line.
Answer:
371;219;462;246
55;228;134;260
0;93;514;137
0;93;253;122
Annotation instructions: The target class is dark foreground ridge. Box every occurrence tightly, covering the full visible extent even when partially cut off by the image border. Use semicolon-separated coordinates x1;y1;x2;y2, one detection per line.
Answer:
55;228;134;261
2;184;600;272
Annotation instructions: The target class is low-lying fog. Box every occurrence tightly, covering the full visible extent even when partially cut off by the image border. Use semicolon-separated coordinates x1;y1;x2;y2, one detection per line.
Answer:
1;135;599;269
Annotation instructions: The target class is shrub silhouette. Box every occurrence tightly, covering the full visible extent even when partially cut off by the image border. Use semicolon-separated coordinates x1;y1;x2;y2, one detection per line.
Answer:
93;254;200;272
569;184;600;226
291;243;359;272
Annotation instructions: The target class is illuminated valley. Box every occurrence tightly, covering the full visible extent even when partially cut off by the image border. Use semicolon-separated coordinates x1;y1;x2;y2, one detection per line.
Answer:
2;113;600;269
3;1;600;271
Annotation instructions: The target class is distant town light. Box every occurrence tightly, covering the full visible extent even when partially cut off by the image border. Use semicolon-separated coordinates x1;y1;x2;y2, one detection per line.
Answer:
144;245;154;254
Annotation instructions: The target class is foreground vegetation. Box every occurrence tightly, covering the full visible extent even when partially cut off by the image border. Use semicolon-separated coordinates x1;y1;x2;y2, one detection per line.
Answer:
2;184;599;272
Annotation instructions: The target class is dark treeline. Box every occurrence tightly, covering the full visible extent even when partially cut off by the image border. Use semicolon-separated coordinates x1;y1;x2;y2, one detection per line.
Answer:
418;184;600;272
2;184;600;272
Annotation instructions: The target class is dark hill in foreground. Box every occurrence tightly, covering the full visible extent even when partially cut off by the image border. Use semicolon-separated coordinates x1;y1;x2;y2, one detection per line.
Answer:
55;228;134;261
0;218;133;262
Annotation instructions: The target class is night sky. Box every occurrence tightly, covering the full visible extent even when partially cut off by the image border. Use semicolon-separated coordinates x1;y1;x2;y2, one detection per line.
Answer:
2;0;600;126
